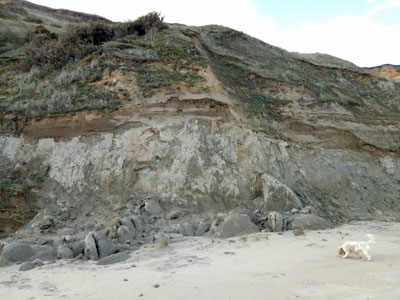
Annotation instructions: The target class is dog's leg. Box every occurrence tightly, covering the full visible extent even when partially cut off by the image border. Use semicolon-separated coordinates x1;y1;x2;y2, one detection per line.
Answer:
364;251;372;261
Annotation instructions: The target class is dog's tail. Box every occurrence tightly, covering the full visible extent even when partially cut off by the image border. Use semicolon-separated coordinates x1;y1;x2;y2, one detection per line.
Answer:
366;234;375;245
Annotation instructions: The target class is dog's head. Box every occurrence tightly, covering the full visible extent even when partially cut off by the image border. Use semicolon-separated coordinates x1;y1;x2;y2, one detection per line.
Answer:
338;247;345;256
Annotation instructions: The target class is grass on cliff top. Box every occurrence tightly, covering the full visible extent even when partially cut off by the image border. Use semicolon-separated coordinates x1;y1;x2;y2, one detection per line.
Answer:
0;61;120;117
197;25;400;117
102;26;207;95
0;0;109;60
1;9;400;120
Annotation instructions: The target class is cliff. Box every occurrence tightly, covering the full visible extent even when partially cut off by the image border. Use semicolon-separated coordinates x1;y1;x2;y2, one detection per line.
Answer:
0;1;399;240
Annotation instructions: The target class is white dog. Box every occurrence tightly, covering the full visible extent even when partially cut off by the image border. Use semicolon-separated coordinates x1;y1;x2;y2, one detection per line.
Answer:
338;234;375;261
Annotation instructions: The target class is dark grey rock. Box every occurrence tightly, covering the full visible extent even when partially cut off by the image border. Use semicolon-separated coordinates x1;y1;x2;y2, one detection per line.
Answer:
84;233;99;260
57;245;74;259
116;244;133;253
177;223;195;236
71;240;85;257
195;221;211;236
131;216;144;233
214;214;259;238
97;238;117;258
19;259;44;271
19;261;35;271
36;238;52;246
52;237;64;248
143;200;162;216
117;225;134;244
40;216;54;230
290;214;333;230
121;216;136;233
93;231;107;242
31;245;56;261
2;242;34;263
96;252;130;265
267;211;284;232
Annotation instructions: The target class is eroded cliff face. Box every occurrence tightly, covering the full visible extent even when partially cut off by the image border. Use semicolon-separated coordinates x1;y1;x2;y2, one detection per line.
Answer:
1;22;400;239
365;65;400;83
1;80;399;238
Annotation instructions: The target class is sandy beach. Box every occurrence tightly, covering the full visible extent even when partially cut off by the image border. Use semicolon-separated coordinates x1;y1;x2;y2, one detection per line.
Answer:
1;221;399;300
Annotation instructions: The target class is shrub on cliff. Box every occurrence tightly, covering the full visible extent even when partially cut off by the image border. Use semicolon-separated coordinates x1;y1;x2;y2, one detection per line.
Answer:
23;25;61;72
23;23;114;73
62;22;114;46
115;11;167;39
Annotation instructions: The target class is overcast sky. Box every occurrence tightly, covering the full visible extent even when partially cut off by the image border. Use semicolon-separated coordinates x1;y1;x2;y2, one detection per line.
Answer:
29;0;400;67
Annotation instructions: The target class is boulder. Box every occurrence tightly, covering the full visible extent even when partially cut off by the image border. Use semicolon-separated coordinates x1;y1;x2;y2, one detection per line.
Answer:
131;216;144;233
19;259;44;271
39;216;54;230
120;216;143;238
2;243;56;263
97;239;117;258
120;216;136;233
84;233;99;260
93;231;108;242
2;242;35;263
117;225;135;244
32;245;56;261
19;261;35;271
267;211;285;232
36;238;52;246
195;221;211;236
143;200;163;216
290;214;333;231
214;214;259;238
177;223;195;236
96;252;130;265
260;174;303;212
57;245;74;259
71;240;85;257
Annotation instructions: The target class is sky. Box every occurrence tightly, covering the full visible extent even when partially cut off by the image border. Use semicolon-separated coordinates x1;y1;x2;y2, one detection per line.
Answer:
29;0;400;67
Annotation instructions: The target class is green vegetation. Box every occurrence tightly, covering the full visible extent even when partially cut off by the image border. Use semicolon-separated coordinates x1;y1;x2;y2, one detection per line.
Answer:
114;11;166;39
247;93;290;119
135;65;204;93
0;10;172;117
0;2;399;121
22;22;114;73
1;62;119;117
104;215;122;238
153;239;169;250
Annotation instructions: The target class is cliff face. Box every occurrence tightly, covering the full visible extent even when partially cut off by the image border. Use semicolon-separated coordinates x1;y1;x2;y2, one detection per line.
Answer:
365;65;400;83
0;3;400;238
1;108;399;225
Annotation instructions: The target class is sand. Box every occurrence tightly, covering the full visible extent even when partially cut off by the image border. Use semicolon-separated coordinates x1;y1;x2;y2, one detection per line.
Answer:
1;221;399;300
